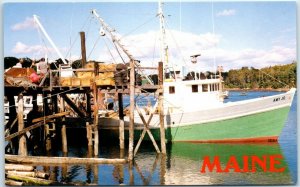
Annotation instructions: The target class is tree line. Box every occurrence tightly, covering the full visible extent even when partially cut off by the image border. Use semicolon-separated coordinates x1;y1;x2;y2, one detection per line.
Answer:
223;62;296;89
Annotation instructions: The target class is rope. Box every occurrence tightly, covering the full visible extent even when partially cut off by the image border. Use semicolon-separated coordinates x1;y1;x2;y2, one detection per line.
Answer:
258;69;289;87
87;35;101;61
112;40;127;64
102;37;118;64
119;15;156;40
64;15;93;60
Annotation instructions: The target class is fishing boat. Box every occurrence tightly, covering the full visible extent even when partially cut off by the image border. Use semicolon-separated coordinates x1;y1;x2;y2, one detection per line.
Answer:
94;1;296;143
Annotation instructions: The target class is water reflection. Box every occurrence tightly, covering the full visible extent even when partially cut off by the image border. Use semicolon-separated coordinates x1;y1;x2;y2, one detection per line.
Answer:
164;142;292;185
32;142;292;185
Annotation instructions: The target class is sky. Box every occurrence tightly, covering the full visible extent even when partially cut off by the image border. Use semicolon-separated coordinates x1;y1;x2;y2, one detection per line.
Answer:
2;1;297;72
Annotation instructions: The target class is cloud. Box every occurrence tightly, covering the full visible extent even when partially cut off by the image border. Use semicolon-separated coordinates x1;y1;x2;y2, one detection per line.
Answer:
97;30;221;66
11;17;36;31
12;42;44;54
216;9;236;17
11;30;294;72
96;29;295;72
11;41;62;58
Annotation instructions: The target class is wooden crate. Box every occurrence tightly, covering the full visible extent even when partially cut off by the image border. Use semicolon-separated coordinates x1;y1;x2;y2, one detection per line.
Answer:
71;77;81;86
98;72;114;78
81;78;91;86
60;77;71;86
95;78;115;86
77;72;94;78
99;64;116;71
95;74;115;86
84;63;116;72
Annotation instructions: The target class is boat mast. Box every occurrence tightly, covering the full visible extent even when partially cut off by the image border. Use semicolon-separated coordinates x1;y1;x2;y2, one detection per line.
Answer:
91;9;154;85
158;1;169;80
33;15;68;64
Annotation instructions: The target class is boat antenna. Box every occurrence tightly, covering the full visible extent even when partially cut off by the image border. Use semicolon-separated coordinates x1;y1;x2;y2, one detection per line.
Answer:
33;15;68;64
91;9;154;85
158;1;169;79
211;0;217;78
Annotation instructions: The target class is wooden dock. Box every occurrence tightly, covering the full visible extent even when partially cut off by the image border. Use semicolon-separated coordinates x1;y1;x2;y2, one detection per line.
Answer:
4;33;166;165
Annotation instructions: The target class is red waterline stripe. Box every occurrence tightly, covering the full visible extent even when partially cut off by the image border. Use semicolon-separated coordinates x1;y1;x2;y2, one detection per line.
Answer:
175;136;278;144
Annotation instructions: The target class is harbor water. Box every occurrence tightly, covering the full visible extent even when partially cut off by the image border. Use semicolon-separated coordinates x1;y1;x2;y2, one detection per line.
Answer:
33;91;297;185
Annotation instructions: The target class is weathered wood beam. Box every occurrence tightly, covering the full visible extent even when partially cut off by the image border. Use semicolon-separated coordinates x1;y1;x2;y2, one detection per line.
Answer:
5;164;34;171
17;93;27;156
5;154;127;164
60;94;87;118
7;170;49;179
5;119;53;141
6;173;54;185
158;61;166;154
118;93;125;150
5;180;23;186
32;111;69;123
128;60;135;161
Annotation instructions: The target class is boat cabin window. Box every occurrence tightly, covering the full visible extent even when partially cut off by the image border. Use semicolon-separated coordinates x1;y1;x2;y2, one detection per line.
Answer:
192;85;198;93
209;83;219;92
202;84;208;92
169;86;175;94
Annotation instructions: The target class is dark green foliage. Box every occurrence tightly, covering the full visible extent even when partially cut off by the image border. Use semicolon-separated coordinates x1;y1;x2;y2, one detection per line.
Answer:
4;57;19;69
71;59;83;69
224;62;297;89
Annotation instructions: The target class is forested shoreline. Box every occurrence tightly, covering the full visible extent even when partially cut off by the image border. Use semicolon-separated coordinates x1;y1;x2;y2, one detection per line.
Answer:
223;62;296;90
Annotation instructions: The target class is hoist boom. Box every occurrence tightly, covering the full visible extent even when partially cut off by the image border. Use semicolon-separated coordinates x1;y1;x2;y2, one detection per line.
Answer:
33;15;68;64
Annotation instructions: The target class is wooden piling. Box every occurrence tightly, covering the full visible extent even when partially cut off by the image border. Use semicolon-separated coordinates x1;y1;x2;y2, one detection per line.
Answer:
61;117;67;153
59;95;65;112
93;83;99;156
160;154;166;184
45;124;51;152
51;93;58;114
17;93;27;156
128;60;135;161
42;92;50;115
80;31;87;67
118;93;125;150
86;122;92;146
86;92;91;118
158;61;166;154
129;161;134;185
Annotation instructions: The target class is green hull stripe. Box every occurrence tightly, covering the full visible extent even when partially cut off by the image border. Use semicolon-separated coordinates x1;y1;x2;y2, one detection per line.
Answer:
134;106;290;142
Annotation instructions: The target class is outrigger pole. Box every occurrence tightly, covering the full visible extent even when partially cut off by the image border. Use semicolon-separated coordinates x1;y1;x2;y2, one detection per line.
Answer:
33;15;68;64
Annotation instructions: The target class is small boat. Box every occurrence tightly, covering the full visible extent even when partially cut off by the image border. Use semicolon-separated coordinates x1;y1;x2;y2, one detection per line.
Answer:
240;91;248;96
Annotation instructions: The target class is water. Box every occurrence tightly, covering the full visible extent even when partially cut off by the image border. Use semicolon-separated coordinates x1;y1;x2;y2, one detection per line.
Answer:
33;91;297;185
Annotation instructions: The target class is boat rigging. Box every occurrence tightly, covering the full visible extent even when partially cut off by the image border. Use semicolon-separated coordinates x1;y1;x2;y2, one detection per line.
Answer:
91;9;154;85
